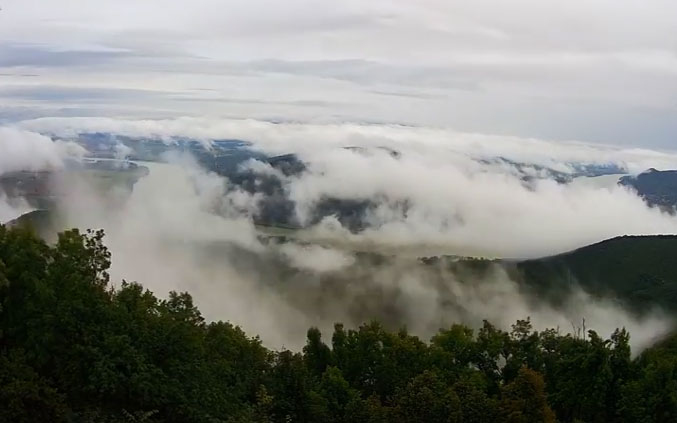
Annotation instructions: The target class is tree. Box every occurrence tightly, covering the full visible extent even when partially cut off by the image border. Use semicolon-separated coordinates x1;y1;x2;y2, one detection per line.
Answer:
453;376;499;423
308;366;362;423
268;350;312;422
474;320;510;392
430;324;476;379
304;327;332;378
3;223;677;423
0;351;66;423
394;370;461;423
620;352;677;423
499;367;555;423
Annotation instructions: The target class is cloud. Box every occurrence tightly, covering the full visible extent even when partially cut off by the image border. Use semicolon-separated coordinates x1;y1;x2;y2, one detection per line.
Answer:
113;141;133;160
4;121;671;350
42;156;674;352
0;43;135;68
14;116;677;260
0;126;86;222
0;126;85;174
277;242;356;273
17;116;677;171
1;0;676;146
0;85;170;101
245;59;480;90
0;193;32;224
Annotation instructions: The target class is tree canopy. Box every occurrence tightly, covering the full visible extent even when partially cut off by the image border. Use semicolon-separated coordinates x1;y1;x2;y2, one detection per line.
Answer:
1;224;676;422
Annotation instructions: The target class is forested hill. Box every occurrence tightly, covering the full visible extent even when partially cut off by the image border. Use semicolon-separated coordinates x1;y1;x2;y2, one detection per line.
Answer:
619;169;677;210
10;207;677;317
10;207;677;316
513;235;677;313
1;224;677;422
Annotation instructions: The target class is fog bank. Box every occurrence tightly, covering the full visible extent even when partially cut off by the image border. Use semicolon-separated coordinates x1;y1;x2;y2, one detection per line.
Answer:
48;158;674;351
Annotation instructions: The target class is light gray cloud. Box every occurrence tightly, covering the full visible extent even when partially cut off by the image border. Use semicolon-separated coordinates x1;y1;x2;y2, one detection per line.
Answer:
244;59;480;90
0;126;85;174
43;148;675;351
0;43;136;68
0;84;171;102
2;122;675;348
13;117;677;258
0;0;675;147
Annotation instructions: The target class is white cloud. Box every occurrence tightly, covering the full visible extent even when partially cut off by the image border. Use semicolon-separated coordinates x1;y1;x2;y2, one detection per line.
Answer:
17;116;677;171
14;116;677;258
0;126;85;174
0;0;675;146
0;193;32;224
45;158;674;351
277;243;356;273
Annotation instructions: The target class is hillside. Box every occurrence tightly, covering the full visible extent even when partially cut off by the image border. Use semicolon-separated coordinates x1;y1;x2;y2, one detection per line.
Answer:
12;201;677;317
513;235;677;313
619;169;677;210
5;209;59;240
1;223;676;422
0;160;150;213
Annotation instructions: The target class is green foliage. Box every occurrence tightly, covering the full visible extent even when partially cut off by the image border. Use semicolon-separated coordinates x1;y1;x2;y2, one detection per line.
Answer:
1;224;676;422
394;370;461;423
0;350;67;423
516;235;677;313
499;367;555;423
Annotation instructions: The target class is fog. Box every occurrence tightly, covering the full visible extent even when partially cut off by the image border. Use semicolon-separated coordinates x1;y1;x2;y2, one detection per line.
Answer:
281;147;677;258
18;117;677;173
47;154;674;352
0;126;85;174
14;117;677;258
0;193;31;223
3;118;677;350
0;127;86;222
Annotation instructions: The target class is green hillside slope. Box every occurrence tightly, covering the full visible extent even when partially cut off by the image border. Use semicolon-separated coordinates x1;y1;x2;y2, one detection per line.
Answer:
514;235;677;313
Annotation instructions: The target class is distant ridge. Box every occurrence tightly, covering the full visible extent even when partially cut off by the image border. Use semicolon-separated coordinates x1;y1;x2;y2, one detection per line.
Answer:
9;203;677;315
619;168;677;210
514;234;677;313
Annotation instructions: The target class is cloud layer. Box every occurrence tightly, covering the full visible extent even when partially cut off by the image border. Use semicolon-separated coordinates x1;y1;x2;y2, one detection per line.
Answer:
45;153;674;352
0;127;84;174
1;1;676;146
13;116;677;258
4;115;675;350
0;126;86;222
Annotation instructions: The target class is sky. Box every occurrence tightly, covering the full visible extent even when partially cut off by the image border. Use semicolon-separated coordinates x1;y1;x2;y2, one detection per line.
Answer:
0;0;676;148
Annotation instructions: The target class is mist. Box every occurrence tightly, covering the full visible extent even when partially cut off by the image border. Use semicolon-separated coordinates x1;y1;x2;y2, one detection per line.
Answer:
13;117;677;257
43;149;675;352
0;126;86;223
0;192;31;223
4;118;677;350
0;126;85;174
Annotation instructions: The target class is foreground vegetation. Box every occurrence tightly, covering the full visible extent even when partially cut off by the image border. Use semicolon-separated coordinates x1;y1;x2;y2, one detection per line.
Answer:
1;225;676;422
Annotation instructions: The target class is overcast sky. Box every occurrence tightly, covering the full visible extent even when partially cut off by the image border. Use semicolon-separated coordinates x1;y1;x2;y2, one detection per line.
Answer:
0;0;675;148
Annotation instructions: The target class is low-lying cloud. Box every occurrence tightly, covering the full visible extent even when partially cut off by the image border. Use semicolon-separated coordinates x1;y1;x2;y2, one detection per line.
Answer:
0;126;85;174
4;117;677;351
38;149;675;352
0;126;87;222
13;117;677;258
17;116;677;172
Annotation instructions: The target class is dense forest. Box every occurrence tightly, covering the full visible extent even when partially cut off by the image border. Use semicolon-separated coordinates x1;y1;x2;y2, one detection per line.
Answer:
1;224;676;422
514;235;677;314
